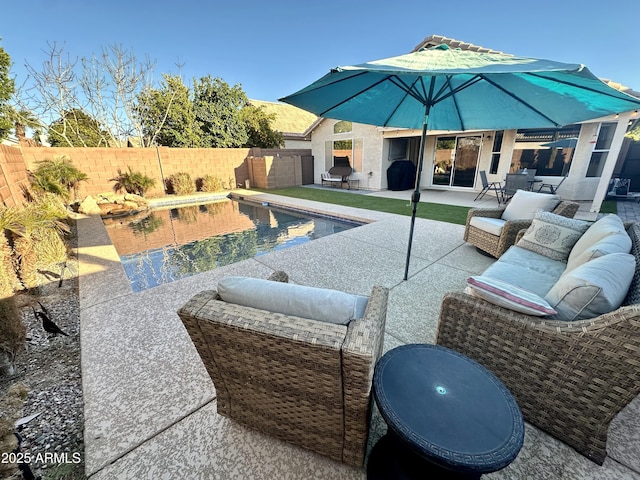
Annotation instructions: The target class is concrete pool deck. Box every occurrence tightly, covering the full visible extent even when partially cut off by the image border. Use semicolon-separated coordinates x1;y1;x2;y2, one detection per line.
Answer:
78;189;640;479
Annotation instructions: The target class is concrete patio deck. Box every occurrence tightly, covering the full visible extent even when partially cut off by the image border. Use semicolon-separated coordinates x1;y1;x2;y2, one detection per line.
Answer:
78;188;640;479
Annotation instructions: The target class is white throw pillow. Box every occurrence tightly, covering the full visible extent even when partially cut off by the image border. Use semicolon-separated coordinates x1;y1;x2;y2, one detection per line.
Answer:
517;211;590;262
544;253;636;321
566;215;630;272
465;276;557;316
501;190;560;221
217;276;368;325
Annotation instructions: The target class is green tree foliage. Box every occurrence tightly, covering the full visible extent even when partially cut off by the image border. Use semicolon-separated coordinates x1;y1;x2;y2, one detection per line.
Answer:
136;74;203;147
0;41;15;140
193;76;248;147
240;105;284;148
135;73;284;149
48;108;110;147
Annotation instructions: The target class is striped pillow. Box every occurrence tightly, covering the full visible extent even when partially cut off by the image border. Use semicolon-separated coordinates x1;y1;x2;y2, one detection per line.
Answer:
466;276;557;316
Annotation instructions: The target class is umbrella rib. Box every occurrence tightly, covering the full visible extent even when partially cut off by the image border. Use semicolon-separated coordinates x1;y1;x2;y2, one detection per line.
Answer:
381;77;417;126
388;75;430;105
527;72;640;104
442;76;466;131
314;74;392;117
479;74;562;126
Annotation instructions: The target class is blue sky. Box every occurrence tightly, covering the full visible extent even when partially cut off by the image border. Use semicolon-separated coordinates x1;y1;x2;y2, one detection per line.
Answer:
1;0;638;103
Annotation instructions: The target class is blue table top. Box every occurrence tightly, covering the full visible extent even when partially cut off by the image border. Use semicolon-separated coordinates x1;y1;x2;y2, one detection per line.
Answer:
373;344;524;473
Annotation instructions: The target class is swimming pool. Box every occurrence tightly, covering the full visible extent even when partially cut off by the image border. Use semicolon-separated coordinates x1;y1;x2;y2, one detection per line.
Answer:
102;198;362;291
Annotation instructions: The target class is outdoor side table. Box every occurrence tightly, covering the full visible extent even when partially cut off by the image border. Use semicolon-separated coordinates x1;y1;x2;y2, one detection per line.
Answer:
368;344;524;479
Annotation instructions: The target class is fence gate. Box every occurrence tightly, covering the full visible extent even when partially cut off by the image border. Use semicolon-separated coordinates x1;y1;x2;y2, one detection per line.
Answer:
301;155;314;184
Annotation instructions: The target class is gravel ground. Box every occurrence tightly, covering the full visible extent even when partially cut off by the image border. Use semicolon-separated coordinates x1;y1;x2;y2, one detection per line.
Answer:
1;224;84;480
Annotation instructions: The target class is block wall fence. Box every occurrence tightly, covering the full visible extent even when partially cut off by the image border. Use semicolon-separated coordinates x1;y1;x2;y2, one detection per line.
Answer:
0;145;312;207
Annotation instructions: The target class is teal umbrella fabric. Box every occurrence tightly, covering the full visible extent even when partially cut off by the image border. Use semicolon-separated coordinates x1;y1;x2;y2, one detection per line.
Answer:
542;137;579;149
280;45;640;279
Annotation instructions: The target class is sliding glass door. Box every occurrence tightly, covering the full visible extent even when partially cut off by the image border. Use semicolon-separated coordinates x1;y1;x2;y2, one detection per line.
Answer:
432;135;481;187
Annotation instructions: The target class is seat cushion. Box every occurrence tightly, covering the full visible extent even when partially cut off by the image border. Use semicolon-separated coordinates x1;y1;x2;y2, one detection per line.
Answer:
544;253;636;321
217;276;369;325
501;190;560;221
484;246;565;297
469;216;506;236
517;211;590;262
466;276;557;316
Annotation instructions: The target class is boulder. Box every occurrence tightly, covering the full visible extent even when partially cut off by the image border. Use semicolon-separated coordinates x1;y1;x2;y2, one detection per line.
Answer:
78;196;103;215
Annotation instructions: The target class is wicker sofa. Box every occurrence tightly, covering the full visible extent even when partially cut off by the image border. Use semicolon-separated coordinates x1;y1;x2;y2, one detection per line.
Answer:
437;220;640;465
464;190;580;258
177;274;389;468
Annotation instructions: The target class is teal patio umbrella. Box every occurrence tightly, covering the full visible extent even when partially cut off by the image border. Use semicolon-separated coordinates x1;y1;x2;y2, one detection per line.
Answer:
541;137;579;149
280;44;640;280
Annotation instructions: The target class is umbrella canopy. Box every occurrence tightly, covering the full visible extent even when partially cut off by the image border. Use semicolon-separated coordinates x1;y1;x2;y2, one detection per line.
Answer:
280;44;640;280
541;137;579;149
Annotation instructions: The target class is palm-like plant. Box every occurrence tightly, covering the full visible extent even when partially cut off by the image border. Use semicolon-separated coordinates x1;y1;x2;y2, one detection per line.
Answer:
0;207;22;298
30;155;88;202
7;107;42;144
12;194;70;290
110;166;156;197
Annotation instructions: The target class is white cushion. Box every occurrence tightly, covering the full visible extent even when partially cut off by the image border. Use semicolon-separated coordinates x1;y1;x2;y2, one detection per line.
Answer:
517;211;590;262
466;276;557;316
544;253;636;321
501;190;560;221
469;216;506;236
566;215;630;272
217;276;368;325
570;214;625;257
485;246;565;297
565;233;632;274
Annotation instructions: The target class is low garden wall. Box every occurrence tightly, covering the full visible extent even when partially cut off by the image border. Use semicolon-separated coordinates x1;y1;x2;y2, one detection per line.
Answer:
0;146;312;206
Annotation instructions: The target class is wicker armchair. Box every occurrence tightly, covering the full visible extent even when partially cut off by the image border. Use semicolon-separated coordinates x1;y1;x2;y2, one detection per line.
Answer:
177;277;389;468
464;199;579;258
437;222;640;465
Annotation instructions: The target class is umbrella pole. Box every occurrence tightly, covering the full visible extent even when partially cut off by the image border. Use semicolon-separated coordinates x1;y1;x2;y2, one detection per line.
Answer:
403;111;429;281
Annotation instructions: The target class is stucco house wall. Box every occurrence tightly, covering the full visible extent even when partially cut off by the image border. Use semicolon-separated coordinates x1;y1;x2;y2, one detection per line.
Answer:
308;111;635;214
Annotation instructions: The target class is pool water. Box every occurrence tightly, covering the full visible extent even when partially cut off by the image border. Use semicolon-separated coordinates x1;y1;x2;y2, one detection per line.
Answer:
102;198;361;291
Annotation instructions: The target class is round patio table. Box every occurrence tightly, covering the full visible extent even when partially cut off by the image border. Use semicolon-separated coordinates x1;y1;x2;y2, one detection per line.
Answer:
367;344;524;479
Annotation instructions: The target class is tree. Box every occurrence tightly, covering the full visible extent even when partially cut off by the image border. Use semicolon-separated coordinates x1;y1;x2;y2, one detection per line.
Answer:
135;74;202;147
193;76;248;147
0;41;15;140
5;107;42;144
48;108;110;147
22;43;163;147
239;105;284;148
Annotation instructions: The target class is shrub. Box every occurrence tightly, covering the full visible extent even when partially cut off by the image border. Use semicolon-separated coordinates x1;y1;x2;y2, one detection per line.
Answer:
11;194;70;290
200;175;224;192
30;155;88;202
111;166;156;197
168;172;195;196
0;297;26;376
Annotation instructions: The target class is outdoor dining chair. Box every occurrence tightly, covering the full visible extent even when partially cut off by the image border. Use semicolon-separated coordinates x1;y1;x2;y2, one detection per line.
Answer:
537;173;568;194
501;173;530;203
474;170;503;202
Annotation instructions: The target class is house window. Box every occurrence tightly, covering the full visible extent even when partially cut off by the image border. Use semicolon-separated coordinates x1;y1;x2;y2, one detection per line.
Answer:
586;122;616;177
512;125;581;176
333;139;353;167
489;131;503;174
333;121;352;134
